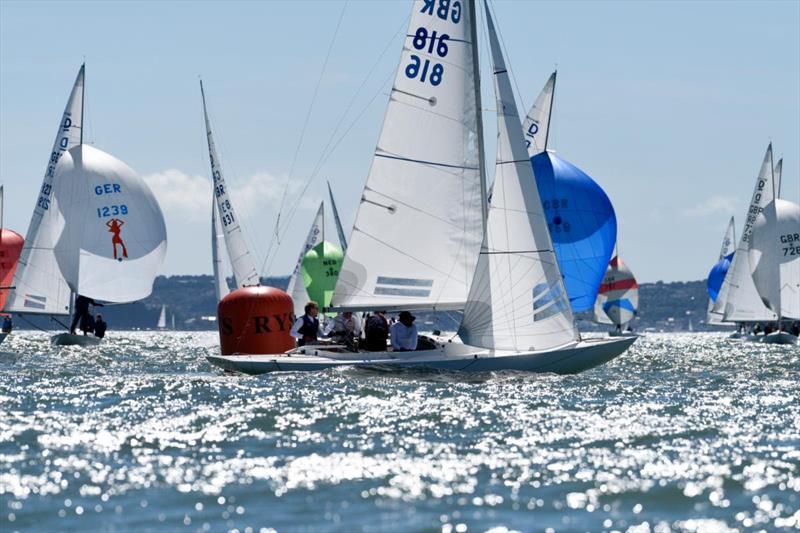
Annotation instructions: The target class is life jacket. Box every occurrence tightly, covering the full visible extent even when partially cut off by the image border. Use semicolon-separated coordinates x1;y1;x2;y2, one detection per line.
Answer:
298;314;319;346
365;314;389;351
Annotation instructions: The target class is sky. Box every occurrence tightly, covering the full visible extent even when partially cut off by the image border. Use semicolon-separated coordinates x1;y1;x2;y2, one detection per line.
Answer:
1;0;798;283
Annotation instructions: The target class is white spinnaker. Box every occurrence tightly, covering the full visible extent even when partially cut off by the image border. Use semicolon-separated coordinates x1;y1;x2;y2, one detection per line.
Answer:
774;158;782;199
458;7;577;351
521;71;556;157
200;81;260;288
286;203;324;318
713;144;777;322
52;145;167;302
157;305;167;328
212;199;230;302
330;0;484;312
707;216;736;325
6;65;84;315
749;199;800;319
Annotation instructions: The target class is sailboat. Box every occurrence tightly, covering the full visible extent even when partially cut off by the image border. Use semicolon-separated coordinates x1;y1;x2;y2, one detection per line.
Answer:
712;144;778;334
706;216;736;327
594;253;639;336
201;80;260;301
523;73;617;312
748;154;799;344
157;305;167;330
207;0;635;374
6;65;167;346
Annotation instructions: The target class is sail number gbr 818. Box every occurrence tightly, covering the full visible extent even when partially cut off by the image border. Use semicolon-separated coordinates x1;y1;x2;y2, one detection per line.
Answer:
405;0;463;87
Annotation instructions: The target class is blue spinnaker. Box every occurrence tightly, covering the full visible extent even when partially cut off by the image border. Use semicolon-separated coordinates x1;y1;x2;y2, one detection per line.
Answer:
532;152;617;312
707;252;734;303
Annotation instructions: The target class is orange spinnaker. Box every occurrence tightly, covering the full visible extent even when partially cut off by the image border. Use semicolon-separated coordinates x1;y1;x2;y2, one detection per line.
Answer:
0;229;24;311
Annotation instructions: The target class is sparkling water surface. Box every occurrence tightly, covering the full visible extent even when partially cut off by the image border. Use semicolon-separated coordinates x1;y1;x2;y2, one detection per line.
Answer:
1;332;798;532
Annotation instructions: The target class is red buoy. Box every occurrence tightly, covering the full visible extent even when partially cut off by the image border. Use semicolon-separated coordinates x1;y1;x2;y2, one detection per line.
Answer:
0;229;24;310
218;286;295;355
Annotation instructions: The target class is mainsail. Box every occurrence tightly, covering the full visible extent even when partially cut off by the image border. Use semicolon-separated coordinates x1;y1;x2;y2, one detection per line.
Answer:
6;65;85;315
749;198;800;320
706;216;736;325
458;6;577;351
327;181;348;252
286;203;324;318
712;144;777;322
200;80;260;288
521;71;556;156
330;0;484;312
594;255;639;328
211;199;229;301
51;145;167;303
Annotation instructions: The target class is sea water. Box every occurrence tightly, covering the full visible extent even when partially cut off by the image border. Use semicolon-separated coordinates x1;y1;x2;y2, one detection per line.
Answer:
1;332;798;532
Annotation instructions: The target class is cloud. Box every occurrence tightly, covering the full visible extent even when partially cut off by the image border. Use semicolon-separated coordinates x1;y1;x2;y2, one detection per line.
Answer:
143;169;210;221
682;195;739;218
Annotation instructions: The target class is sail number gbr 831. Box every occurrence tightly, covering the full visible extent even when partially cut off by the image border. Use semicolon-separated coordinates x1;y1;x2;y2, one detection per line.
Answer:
405;0;463;87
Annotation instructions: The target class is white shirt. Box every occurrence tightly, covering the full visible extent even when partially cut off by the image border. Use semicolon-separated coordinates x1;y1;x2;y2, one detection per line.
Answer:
324;313;362;337
390;321;418;351
290;314;323;340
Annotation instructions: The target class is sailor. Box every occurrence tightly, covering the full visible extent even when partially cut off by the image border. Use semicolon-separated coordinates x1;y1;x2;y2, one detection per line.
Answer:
70;295;103;335
364;311;389;351
94;314;107;339
324;311;362;349
290;301;323;347
1;315;12;334
390;311;418;352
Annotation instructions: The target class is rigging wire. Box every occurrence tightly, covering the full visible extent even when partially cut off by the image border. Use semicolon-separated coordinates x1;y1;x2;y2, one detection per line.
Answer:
259;14;409;277
269;1;349;251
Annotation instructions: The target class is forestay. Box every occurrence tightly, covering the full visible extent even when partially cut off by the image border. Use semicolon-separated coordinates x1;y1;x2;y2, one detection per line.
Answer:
713;144;777;322
286;203;324;318
212;199;230;301
6;65;85;315
51;145;166;303
521;71;556;157
200;81;260;288
458;6;577;351
330;0;484;312
706;216;735;325
749;199;800;320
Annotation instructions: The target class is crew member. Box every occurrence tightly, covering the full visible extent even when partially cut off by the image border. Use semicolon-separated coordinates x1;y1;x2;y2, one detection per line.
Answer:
1;315;12;334
94;314;108;339
390;311;418;352
324;311;362;349
365;311;389;351
70;295;103;335
290;301;323;346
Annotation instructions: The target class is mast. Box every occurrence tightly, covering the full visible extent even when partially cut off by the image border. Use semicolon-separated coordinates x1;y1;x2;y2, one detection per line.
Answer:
468;0;488;235
544;69;556;151
770;151;781;325
79;63;85;146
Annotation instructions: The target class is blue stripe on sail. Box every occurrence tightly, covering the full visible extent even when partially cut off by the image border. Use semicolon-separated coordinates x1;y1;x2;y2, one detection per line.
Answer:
603;299;636;314
376;277;433;287
374;287;431;297
707;251;734;302
24;294;47;310
531;152;617;313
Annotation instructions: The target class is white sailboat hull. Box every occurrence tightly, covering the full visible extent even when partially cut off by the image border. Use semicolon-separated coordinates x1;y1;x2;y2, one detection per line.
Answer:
207;336;636;375
51;333;101;346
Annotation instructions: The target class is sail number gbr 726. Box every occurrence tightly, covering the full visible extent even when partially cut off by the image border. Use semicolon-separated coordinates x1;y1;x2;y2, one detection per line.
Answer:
405;0;462;87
